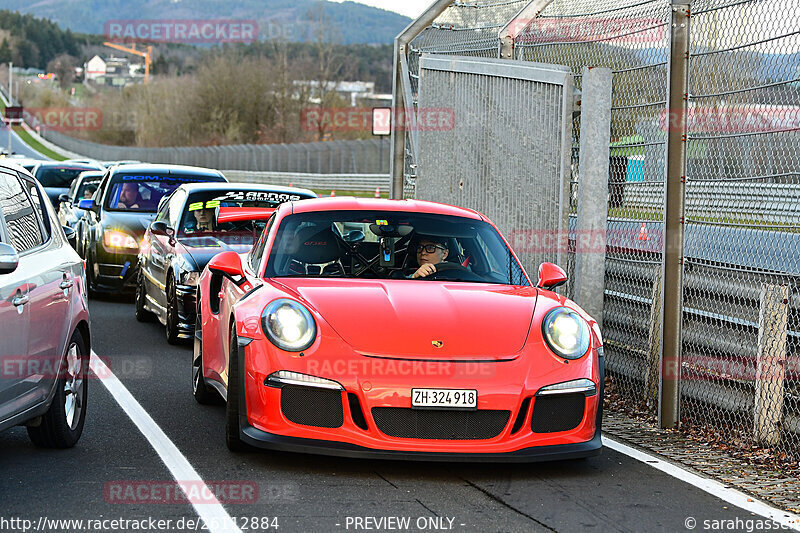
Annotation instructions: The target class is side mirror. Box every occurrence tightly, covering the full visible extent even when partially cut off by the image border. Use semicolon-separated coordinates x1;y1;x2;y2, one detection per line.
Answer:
62;226;77;248
208;251;245;279
58;193;71;204
537;262;567;291
0;242;19;275
78;198;97;213
150;220;173;236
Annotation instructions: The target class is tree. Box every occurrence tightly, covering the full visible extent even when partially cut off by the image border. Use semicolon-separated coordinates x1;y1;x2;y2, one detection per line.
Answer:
0;38;10;65
47;53;77;90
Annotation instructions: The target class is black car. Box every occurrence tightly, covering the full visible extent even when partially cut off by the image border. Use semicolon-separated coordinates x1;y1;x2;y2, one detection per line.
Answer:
136;182;316;343
78;164;228;296
31;161;105;210
57;171;104;255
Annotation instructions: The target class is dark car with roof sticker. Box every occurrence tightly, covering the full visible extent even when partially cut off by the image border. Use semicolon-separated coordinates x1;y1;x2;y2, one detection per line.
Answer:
78;164;227;295
136;182;316;343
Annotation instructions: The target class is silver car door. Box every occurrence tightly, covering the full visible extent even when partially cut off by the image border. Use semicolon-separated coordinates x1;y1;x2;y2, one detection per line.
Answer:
0;171;39;421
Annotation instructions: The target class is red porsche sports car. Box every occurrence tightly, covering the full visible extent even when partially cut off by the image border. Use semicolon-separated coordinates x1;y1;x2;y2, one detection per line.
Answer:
193;198;604;461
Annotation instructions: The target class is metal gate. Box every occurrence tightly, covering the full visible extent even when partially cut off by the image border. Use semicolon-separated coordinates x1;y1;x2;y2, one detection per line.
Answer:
415;54;574;273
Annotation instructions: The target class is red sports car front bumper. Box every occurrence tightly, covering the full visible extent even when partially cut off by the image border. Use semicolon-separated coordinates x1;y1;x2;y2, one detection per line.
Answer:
235;339;604;462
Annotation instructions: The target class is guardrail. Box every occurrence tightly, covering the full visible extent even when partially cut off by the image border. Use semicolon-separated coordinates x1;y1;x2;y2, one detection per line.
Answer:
37;130;390;175
223;170;391;192
623;181;800;224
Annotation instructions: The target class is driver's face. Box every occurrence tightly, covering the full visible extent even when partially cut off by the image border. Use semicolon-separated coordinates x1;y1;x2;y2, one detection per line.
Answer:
417;239;448;266
193;208;213;224
120;184;138;205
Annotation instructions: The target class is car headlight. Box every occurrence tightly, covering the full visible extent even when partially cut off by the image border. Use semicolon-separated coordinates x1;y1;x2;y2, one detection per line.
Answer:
103;230;139;251
261;298;317;352
180;271;200;286
542;307;590;360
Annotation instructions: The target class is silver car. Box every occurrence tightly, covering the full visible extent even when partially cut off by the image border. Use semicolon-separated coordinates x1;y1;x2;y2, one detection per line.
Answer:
0;162;91;447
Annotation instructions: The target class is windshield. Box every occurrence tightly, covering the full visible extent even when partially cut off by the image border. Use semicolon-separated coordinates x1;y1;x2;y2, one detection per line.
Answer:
105;173;224;212
177;190;307;245
264;210;529;285
35;166;96;188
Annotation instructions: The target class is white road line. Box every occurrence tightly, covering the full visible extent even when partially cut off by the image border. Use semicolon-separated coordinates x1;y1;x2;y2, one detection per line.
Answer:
90;352;241;533
603;435;800;531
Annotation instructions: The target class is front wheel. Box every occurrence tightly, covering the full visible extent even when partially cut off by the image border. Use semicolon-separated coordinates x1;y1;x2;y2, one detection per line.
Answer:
27;330;89;448
193;310;219;405
225;324;248;452
135;269;155;323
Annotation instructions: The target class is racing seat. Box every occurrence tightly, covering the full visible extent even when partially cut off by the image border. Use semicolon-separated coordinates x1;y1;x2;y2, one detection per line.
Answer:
290;226;345;276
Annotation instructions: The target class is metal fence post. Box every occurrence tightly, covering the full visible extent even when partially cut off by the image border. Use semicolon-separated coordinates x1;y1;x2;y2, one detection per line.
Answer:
659;0;692;429
754;283;789;447
574;67;612;329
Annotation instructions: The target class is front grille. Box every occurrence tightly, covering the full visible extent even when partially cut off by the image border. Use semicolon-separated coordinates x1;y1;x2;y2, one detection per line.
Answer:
280;385;344;428
531;393;586;433
371;407;510;440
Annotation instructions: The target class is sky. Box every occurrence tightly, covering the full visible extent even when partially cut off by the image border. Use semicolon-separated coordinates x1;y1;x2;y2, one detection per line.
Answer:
329;0;431;19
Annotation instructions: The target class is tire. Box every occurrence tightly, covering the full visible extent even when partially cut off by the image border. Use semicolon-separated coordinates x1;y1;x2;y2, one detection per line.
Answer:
165;274;181;345
225;323;248;452
27;330;89;448
135;269;155;323
193;309;219;405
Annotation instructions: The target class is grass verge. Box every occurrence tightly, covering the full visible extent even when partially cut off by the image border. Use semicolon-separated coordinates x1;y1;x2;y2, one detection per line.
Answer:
11;126;68;161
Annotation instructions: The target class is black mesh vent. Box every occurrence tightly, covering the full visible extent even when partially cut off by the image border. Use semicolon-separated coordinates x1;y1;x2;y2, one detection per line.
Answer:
531;393;586;433
280;385;344;428
348;393;369;431
371;408;510;440
511;397;532;434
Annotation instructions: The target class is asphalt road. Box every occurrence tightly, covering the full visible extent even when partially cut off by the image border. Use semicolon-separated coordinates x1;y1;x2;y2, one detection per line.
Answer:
2;125;50;160
0;296;774;533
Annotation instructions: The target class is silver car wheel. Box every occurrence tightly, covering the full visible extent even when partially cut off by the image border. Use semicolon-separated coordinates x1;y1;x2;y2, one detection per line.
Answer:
63;342;84;429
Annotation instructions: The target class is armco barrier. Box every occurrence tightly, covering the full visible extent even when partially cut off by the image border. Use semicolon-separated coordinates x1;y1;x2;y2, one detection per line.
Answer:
36;129;390;175
222;171;390;192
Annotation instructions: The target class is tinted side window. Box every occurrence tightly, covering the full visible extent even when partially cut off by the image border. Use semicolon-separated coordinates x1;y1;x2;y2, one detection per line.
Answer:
167;190;186;229
19;175;51;240
0;173;44;252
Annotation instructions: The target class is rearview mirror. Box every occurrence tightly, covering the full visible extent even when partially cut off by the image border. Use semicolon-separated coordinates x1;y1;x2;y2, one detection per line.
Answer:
537;262;567;291
0;242;19;275
208;251;245;279
58;193;70;204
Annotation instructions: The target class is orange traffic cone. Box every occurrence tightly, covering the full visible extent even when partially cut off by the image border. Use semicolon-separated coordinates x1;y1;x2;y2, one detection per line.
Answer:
289;182;293;187
375;186;381;198
330;190;336;197
638;223;648;241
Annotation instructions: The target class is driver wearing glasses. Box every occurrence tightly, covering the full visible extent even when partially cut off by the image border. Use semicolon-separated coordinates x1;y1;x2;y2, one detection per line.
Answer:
410;236;449;279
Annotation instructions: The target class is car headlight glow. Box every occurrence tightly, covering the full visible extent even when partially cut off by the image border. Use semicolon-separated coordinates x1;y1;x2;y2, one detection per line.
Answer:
542;307;590;360
261;299;316;352
103;230;139;251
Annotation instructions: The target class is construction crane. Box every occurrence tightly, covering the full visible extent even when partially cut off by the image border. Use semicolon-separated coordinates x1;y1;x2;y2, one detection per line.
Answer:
103;42;153;84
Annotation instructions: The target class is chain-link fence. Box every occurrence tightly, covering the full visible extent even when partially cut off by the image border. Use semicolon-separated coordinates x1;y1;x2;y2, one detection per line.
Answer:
394;0;800;459
37;129;391;174
681;0;800;454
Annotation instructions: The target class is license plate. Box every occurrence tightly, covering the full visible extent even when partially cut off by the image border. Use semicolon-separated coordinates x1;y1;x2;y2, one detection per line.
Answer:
412;388;477;409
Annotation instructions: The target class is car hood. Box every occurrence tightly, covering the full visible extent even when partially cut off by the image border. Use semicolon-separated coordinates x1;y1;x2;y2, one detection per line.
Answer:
101;211;158;238
274;279;538;360
178;236;254;271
